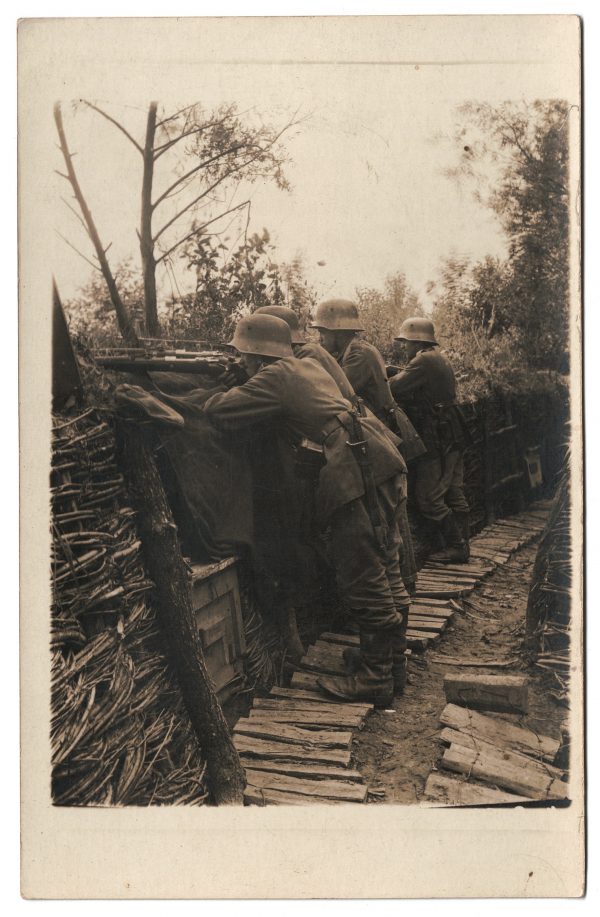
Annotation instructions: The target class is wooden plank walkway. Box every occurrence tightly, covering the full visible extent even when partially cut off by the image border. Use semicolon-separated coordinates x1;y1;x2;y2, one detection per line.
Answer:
234;672;374;804
238;502;552;805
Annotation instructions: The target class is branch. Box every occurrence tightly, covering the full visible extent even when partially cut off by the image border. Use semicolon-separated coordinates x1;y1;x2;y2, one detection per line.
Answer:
60;196;91;238
155;103;199;129
152;142;248;208
153;106;255;159
154;115;232;159
53;103;138;345
82;101;144;155
153;144;275;242
55;231;101;273
155;200;250;264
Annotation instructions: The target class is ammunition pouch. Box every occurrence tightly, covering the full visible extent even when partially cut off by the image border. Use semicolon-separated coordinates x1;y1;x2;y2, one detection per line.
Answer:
385;405;427;463
293;437;326;481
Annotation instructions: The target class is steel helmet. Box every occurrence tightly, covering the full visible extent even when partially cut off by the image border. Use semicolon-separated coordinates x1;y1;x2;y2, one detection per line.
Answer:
255;305;305;344
228;314;293;359
310;299;364;332
395;317;438;345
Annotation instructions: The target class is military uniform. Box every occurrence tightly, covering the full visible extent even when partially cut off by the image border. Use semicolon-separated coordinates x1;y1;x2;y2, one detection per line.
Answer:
389;346;470;522
294;341;356;402
336;336;421;595
204;356;409;635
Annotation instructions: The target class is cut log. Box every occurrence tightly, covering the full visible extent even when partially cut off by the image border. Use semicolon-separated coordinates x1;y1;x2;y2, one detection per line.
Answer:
441;743;568;800
430;656;516;668
423;773;532;807
408;617;447;632
233;734;352;766
410;605;455;619
239;756;364;783
439;703;559;761
291;670;330;691
234;719;352;748
269;685;373;710
406;634;431;651
247;708;364;729
245;769;367;802
439;729;565;779
244;785;347;805
443;673;529;713
254;697;371;717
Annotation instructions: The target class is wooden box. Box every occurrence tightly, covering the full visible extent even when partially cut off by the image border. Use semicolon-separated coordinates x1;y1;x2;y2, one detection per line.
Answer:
189;557;246;705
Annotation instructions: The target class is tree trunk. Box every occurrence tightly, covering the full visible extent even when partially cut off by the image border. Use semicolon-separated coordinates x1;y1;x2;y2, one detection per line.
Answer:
140;102;160;337
119;420;246;805
53;103;139;347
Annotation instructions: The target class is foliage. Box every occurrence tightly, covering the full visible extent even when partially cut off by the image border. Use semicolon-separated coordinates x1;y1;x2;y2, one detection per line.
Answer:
166;229;284;342
356;272;423;359
437;100;571;375
431;254;569;401
63;260;145;347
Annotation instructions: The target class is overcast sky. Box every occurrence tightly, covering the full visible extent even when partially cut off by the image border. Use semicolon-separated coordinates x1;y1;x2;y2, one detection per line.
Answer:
49;17;576;313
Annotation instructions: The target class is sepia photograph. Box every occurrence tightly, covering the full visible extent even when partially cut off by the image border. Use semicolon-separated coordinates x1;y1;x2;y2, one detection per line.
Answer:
19;12;584;898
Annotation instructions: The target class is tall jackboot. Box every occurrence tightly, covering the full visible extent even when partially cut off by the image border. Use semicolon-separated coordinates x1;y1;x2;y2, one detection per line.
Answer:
342;610;408;695
428;512;469;564
318;629;394;708
454;511;471;561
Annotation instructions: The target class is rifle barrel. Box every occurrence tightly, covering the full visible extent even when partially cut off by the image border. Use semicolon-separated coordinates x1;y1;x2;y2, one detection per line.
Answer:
97;356;228;375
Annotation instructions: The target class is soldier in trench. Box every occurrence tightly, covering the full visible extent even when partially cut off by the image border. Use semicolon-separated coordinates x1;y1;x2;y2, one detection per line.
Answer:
388;316;471;563
203;312;411;706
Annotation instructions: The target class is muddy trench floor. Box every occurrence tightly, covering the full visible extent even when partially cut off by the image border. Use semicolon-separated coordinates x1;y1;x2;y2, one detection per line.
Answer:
351;540;568;804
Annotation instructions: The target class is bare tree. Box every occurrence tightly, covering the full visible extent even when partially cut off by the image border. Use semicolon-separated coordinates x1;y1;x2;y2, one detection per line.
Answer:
72;100;295;336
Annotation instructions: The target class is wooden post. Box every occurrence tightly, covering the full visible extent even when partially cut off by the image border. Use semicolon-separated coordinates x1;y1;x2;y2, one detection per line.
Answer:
119;420;246;805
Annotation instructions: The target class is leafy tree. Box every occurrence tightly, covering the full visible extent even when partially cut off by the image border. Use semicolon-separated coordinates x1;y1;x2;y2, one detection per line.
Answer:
170;228;285;342
440;100;571;372
356;271;423;359
64;259;145;347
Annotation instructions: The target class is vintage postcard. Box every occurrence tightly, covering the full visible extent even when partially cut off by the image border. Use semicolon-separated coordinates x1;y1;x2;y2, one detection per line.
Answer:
19;14;583;898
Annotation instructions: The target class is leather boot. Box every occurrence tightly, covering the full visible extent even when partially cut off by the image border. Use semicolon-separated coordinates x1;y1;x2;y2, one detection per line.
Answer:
281;606;305;663
392;603;409;693
428;512;469;564
454;511;471;561
318;629;394;708
342;610;409;695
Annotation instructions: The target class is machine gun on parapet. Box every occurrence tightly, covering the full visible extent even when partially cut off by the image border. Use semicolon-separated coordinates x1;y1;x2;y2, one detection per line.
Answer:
95;346;243;380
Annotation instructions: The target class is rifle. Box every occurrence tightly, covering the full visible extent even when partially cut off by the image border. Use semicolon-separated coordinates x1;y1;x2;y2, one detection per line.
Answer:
95;350;243;380
345;401;387;551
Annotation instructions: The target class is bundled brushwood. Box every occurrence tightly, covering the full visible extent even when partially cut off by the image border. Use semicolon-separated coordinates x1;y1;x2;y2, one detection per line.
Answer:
525;459;571;702
51;407;209;806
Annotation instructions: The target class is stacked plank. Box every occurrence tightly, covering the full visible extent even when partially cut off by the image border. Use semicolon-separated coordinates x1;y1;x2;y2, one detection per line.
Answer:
469;509;550;565
237;503;554;806
414;561;493;601
234;664;374;804
425;703;567;805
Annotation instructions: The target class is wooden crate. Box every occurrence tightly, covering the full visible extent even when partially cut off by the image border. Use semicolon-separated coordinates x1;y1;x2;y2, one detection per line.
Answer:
190;557;246;704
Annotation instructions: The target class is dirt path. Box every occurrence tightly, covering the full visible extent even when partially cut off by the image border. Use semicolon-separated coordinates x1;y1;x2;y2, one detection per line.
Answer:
353;539;568;804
